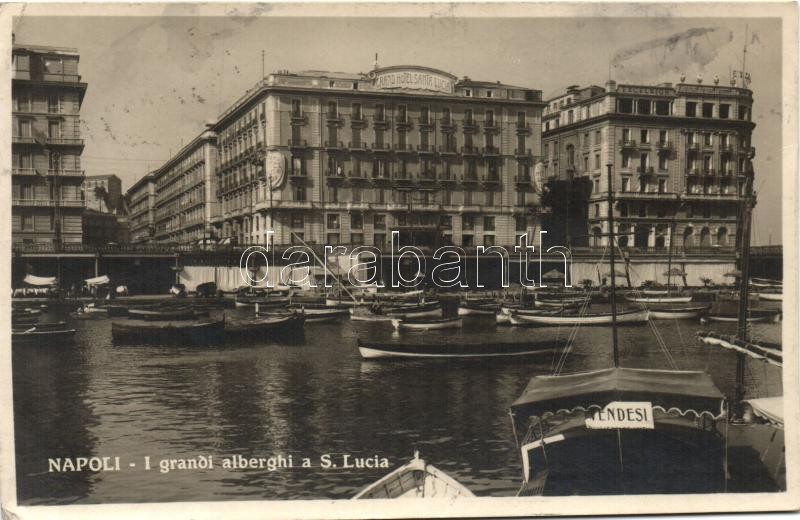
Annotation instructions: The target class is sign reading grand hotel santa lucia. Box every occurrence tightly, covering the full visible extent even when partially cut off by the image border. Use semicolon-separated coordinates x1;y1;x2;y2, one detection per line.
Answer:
370;66;456;93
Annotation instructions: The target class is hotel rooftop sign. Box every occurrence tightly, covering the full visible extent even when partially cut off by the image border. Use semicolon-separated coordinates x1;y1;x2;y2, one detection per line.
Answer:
369;66;457;94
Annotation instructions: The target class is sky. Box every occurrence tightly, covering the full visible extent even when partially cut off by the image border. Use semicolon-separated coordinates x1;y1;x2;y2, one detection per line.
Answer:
12;9;785;245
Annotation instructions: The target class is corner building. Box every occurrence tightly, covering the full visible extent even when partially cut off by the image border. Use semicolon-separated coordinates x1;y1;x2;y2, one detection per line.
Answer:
11;43;87;245
214;65;544;249
542;79;754;250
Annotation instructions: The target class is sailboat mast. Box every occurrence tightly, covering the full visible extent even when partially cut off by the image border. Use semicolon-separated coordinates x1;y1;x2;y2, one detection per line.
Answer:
735;154;756;405
606;163;620;367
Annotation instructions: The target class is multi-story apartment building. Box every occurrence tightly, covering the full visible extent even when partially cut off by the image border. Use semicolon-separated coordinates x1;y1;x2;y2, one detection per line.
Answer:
11;42;87;245
84;174;123;213
125;172;156;244
542;79;754;250
151;126;219;244
211;65;544;248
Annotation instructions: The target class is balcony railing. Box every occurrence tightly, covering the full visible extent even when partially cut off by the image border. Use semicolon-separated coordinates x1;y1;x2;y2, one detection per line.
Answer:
324;141;345;150
462;173;479;183
48;169;85;177
46;137;84;146
12;135;36;144
325;169;347;179
636;166;655;175
439;172;458;183
704;168;717;176
371;142;391;152
482;145;500;156
462;120;478;132
482;174;501;185
516;123;531;134
417;144;436;154
394;143;414;153
326;113;344;125
290;111;307;125
656;141;673;151
687;142;701;151
288;139;308;148
350;115;367;127
419;171;437;183
619;139;637;149
349;170;368;180
417;117;433;127
12;168;37;176
13;198;85;207
515;148;532;157
515;174;532;185
461;145;480;155
438;145;458;155
348;141;368;151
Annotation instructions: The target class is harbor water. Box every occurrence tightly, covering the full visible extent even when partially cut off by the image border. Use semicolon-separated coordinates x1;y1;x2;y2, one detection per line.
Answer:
12;306;783;504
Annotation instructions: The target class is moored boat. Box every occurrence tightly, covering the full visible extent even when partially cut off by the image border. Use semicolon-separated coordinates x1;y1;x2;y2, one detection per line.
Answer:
111;318;224;344
235;294;291;308
509;307;649;326
384;301;442;319
287;305;350;323
391;316;462;331
758;292;783;302
352;451;474;499
127;307;206;321
357;338;566;360
224;313;305;338
457;302;499;316
626;294;693;304
349;307;393;322
648;303;711;320
13;325;77;345
702;309;781;324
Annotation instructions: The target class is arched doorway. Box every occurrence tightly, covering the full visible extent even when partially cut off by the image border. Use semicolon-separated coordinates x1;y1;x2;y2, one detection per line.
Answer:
618;235;629;247
654;225;668;248
717;227;728;246
700;227;711;247
634;224;650;247
683;226;694;248
591;226;602;247
617;224;631;248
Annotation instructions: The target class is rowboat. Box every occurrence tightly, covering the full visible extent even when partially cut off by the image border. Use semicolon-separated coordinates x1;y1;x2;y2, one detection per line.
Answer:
750;278;782;288
235;295;291;308
13;325;77;345
288;305;350;323
457;302;500;316
324;297;370;307
391;316;462;331
758;292;783;302
697;331;782;367
626;295;693;304
349;307;393;322
384;301;442;319
648;303;711;320
111;319;225;344
702;310;781;324
224;313;305;338
373;289;424;301
357;338;566;360
535;296;589;307
496;312;511;325
352;451;474;499
509;307;649;326
127;307;206;321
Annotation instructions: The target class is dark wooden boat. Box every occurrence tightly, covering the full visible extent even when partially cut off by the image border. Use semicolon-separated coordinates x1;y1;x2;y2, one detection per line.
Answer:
357;338;566;360
391;316;462;331
702;308;781;324
457;302;500;316
13;325;76;345
384;301;442;318
352;451;474;498
111;319;224;344
285;305;350;322
126;307;208;321
224;313;305;338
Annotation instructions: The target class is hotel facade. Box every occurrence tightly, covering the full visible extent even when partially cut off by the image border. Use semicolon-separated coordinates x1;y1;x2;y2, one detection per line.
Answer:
541;79;755;250
129;65;545;249
11;42;87;245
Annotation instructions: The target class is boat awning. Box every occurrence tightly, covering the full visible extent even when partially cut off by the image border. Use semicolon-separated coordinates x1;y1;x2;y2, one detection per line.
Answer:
511;367;726;420
745;397;784;428
696;332;782;367
85;275;110;287
23;274;57;286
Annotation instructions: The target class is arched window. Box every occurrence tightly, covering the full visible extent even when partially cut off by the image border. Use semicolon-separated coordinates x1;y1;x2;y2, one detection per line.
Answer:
717;227;728;246
700;227;711;247
591;226;602;247
683;226;694;248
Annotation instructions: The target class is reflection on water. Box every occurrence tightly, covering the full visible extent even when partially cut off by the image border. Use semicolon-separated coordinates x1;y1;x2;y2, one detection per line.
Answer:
12;307;783;504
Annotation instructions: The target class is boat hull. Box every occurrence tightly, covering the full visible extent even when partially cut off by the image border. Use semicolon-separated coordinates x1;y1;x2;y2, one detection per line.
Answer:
224;315;305;338
111;319;224;344
12;328;76;345
758;293;783;302
358;339;564;359
458;304;500;316
627;295;693;304
352;454;474;499
649;304;711;320
391;317;462;331
510;308;649;326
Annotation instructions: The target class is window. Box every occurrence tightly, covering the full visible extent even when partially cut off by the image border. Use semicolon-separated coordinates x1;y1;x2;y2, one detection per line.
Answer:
464;89;472;97
43;57;63;74
638;204;647;217
442;108;451;125
49;153;61;170
517;112;526;127
483;235;495;246
659;130;668;144
327;101;337;118
352;103;362;120
594;204;600;217
375;104;385;121
397;105;407;123
594;154;601;169
483;216;495;231
622;128;631;141
486;90;493;98
16;119;30;137
351;187;361;203
658;178;667;193
48;95;60;113
373;233;386;246
515;215;526;232
465;109;473;124
655;100;670;115
594;179;600;193
22;213;33;230
622;152;632;169
595;130;601;145
621;177;630;192
738;105;749;120
464;190;473;205
619;203;628;217
351;233;364;245
374;214;386;229
618;98;633;113
567;110;574;124
327;233;340;245
703;155;712;172
658;155;668;171
351;213;363;230
640;129;649;143
420;107;429;124
703;204;711;218
702;103;714;118
327;214;340;230
637;100;651;115
583;156;589;172
703;133;713;146
486;110;494;126
291;214;304;228
686;102;697;117
719;104;730;119
48;120;60;138
462;215;475;231
352;82;359;90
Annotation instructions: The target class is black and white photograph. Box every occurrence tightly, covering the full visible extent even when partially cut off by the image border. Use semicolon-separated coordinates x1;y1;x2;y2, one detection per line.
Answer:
1;3;797;518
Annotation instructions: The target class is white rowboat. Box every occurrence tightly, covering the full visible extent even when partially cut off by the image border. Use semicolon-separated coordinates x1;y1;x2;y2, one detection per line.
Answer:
352;451;474;499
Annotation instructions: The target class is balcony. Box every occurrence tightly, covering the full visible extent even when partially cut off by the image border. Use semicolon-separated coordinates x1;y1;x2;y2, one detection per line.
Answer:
395;117;412;130
394;143;414;154
687;168;700;176
12;168;37;176
417;144;436;155
484;120;498;132
516;123;532;135
462;120;478;133
348;141;369;152
290;111;308;125
619;139;637;149
439;172;458;184
12;135;37;145
638;140;653;149
636;166;655;175
462;173;479;185
419;171;437;185
288;170;308;183
704;168;717;176
288;139;308;149
47;137;85;147
482;174;501;188
325;113;344;126
13;198;85;207
324;140;345;151
687;142;701;152
515;174;532;186
325;170;346;184
348;170;369;182
461;145;480;156
371;142;391;153
719;144;735;154
438;145;458;156
48;169;85;177
371;172;391;185
482;145;500;156
440;118;455;131
350;115;367;128
682;190;739;200
372;116;390;129
515;148;532;158
616;191;678;200
393;173;415;188
417;117;434;129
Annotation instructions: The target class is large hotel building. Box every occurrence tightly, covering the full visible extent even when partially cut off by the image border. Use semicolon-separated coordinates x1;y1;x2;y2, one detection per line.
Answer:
541;79;755;250
11;42;87;245
127;65;545;249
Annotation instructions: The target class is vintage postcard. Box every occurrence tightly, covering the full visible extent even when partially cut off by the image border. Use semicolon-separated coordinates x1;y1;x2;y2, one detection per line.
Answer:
1;2;797;519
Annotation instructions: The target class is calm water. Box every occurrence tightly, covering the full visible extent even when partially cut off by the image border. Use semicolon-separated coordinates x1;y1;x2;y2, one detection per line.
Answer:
12;304;783;504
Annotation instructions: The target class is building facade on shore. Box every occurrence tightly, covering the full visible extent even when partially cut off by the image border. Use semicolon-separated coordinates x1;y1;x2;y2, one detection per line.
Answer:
127;65;545;249
542;79;754;250
125;172;156;244
11;42;87;245
84;174;123;213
